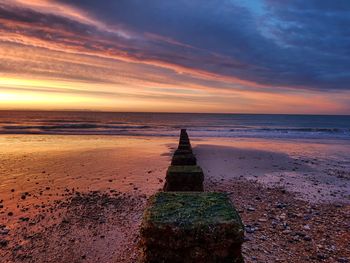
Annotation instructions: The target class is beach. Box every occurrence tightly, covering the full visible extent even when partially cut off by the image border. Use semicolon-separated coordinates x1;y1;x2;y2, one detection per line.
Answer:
0;134;349;262
2;0;350;261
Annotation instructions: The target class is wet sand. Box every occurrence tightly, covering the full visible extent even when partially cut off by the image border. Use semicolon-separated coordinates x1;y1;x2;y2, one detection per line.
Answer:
0;135;174;262
194;138;350;203
194;138;350;262
0;135;349;262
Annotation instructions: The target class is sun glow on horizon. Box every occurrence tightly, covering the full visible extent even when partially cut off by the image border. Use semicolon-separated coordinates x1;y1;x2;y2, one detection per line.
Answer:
0;90;96;109
1;75;349;115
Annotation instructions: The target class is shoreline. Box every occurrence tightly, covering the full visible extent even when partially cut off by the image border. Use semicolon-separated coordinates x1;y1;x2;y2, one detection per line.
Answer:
1;134;350;143
0;135;349;262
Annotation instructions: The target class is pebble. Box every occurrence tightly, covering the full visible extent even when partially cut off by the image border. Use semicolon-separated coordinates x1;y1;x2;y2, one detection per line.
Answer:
279;213;286;220
304;236;312;241
276;202;286;209
0;229;9;235
303;224;311;230
245;225;257;233
317;253;328;260
14;245;22;251
243;236;252;242
0;240;8;247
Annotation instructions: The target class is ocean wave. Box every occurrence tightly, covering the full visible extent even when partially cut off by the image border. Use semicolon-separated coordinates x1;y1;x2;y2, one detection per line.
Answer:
0;112;349;140
256;128;349;133
2;123;153;130
0;124;349;140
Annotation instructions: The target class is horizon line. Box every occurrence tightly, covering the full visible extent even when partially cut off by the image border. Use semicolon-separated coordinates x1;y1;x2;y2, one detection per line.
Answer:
0;109;349;117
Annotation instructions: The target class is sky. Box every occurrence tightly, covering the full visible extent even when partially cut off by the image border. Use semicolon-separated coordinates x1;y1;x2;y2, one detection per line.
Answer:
0;0;349;114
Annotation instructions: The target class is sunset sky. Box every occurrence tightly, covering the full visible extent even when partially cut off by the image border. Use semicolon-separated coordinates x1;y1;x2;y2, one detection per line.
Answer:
0;0;349;114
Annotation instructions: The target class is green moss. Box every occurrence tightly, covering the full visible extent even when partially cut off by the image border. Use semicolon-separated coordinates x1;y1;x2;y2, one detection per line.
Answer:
144;192;243;229
140;192;245;262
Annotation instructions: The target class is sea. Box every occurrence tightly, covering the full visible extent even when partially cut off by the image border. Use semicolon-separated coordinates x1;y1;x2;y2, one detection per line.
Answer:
0;111;349;140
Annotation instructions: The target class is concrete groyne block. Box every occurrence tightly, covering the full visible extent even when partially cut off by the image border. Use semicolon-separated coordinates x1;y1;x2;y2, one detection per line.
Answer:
178;143;192;151
179;137;190;144
140;192;244;263
180;128;188;136
180;134;189;139
180;131;189;137
178;139;190;144
171;153;197;166
174;149;193;156
163;165;204;191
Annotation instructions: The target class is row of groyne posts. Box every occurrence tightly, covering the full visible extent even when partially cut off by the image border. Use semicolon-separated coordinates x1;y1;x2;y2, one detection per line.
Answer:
139;129;245;263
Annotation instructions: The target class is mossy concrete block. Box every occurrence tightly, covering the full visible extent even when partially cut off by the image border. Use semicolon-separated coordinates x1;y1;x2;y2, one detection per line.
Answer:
171;153;197;166
179;138;190;144
174;149;192;156
140;192;244;263
180;129;188;136
180;136;189;143
178;143;192;151
163;165;203;191
180;133;189;139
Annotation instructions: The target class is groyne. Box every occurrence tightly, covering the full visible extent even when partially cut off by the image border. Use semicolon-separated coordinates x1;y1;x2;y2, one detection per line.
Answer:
140;129;245;262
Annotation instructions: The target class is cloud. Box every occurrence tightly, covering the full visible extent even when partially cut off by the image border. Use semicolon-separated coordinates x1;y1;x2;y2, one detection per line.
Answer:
53;0;350;91
0;0;349;113
1;0;348;91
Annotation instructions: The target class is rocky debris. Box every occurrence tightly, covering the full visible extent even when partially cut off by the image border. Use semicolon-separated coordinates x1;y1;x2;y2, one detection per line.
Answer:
1;179;349;263
326;169;350;180
206;178;350;263
0;190;146;263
